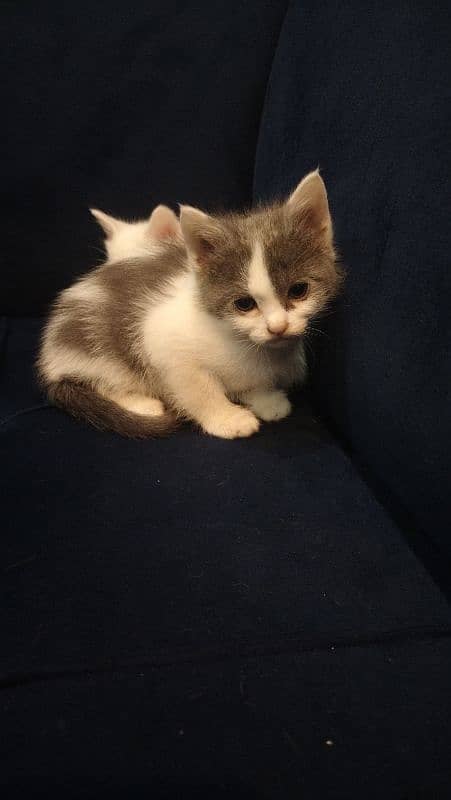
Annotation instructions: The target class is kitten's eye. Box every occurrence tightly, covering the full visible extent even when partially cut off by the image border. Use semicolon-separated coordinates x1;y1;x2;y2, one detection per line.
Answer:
288;282;309;300
234;296;256;312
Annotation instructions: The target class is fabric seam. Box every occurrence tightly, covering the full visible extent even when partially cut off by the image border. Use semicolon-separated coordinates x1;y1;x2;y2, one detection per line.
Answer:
2;624;451;691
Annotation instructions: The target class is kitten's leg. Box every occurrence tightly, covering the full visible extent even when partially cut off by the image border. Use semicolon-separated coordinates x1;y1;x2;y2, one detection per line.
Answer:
105;391;165;417
164;365;259;438
240;389;292;422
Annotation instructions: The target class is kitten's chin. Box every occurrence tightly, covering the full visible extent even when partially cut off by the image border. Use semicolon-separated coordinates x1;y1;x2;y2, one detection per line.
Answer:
261;335;301;349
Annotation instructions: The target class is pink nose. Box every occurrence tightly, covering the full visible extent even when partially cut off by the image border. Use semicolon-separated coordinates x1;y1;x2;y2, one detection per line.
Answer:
267;319;288;335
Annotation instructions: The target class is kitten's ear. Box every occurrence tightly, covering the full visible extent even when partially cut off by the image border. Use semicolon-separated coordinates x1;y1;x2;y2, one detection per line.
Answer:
179;205;222;267
147;205;181;240
90;208;124;238
286;171;333;246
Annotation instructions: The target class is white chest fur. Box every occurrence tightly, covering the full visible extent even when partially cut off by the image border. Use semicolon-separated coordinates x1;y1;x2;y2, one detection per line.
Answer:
142;272;306;394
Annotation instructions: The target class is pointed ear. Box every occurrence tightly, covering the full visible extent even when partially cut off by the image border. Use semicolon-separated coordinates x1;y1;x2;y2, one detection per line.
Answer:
147;205;181;240
90;208;124;237
286;171;333;246
179;205;223;267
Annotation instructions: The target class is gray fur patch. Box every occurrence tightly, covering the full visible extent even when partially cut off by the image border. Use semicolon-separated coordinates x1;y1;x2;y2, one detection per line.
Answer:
195;215;252;315
42;242;187;379
195;203;341;316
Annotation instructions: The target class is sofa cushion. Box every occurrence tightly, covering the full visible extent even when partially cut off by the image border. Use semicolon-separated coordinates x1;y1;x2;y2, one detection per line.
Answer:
2;320;450;680
2;639;451;798
1;0;287;315
253;0;451;560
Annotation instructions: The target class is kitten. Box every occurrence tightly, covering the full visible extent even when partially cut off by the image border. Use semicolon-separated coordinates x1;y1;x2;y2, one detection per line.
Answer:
90;204;181;260
38;171;342;439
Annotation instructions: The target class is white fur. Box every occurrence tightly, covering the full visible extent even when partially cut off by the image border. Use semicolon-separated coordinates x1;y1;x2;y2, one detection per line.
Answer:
141;270;305;437
64;279;109;306
40;343;140;390
103;220;161;262
247;240;287;334
241;388;292;421
91;205;181;262
107;392;165;416
144;273;275;394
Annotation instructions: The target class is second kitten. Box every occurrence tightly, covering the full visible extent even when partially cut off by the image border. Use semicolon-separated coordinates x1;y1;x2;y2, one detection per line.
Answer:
90;205;181;261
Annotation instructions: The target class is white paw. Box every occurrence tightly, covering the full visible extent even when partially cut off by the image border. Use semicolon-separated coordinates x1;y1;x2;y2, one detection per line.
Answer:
202;406;260;439
248;390;292;422
123;396;165;416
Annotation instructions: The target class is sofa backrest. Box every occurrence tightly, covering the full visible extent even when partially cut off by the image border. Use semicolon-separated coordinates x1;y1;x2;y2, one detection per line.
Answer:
2;0;287;315
254;1;451;557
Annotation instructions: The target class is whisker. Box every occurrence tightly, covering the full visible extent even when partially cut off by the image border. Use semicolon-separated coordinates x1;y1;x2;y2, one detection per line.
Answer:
303;337;316;366
89;245;106;258
307;325;330;339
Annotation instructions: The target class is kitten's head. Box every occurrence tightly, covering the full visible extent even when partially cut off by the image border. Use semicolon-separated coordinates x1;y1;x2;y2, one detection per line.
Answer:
180;171;342;347
90;205;181;261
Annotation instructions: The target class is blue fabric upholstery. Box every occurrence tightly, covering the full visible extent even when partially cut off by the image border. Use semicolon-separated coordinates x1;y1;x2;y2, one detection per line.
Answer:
1;1;451;796
254;0;451;560
2;317;451;797
1;0;287;314
3;640;451;799
3;323;450;672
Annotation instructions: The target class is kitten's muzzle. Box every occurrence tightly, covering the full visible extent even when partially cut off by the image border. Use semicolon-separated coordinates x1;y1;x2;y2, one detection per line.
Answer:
266;318;288;336
265;333;301;348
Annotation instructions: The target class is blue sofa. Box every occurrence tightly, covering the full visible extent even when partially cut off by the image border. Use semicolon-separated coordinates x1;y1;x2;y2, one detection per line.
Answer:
2;2;451;797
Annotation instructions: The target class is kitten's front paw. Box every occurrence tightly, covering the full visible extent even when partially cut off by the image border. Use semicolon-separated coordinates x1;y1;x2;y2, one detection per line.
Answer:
202;406;260;439
247;390;292;422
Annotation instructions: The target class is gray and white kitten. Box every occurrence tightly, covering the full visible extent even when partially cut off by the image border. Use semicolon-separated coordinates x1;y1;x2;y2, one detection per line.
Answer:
38;171;342;439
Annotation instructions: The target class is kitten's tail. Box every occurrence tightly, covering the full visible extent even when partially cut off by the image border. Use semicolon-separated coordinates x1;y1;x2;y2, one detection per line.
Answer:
45;378;179;438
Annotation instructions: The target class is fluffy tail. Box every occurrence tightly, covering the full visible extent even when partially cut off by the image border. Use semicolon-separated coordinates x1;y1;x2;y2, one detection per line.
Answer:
45;378;179;438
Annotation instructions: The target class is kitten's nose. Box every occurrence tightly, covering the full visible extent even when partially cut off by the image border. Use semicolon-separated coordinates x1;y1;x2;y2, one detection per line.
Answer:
267;317;288;336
